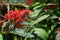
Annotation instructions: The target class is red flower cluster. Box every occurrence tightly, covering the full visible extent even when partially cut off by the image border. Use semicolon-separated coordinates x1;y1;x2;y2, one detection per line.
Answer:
4;9;31;28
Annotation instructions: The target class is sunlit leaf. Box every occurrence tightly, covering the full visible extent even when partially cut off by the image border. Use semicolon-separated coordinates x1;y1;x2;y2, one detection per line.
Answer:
30;9;43;18
10;28;34;38
0;33;3;40
31;15;49;25
14;36;17;40
21;22;31;26
55;34;60;40
33;3;46;10
34;28;48;40
59;17;60;20
1;21;10;31
31;2;40;7
47;15;58;19
51;25;56;31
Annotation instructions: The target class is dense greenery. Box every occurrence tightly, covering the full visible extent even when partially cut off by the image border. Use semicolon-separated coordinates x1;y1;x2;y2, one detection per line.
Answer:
0;0;60;40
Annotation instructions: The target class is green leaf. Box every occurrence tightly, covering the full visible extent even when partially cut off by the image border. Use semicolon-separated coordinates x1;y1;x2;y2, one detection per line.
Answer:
21;22;31;26
47;15;58;19
55;34;60;40
0;33;3;40
31;15;49;25
10;28;34;38
31;2;40;7
51;25;56;31
34;28;48;40
21;22;35;28
20;4;29;9
48;30;51;34
1;21;10;31
33;3;46;10
14;36;17;40
59;17;60;20
14;36;18;40
30;9;43;18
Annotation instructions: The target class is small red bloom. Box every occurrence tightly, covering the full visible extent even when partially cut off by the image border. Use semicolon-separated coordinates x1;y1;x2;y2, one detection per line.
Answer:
15;18;25;24
20;9;31;18
4;10;15;20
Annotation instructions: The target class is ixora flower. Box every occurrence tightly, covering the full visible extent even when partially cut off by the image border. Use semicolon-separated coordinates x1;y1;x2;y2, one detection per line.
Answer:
4;9;32;28
20;9;32;18
4;10;15;20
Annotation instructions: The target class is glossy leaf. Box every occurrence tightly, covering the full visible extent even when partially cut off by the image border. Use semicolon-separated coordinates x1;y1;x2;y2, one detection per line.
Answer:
21;22;31;25
33;3;46;10
1;21;10;31
30;9;43;18
31;2;40;7
31;15;49;25
10;28;34;38
34;28;48;40
47;15;58;19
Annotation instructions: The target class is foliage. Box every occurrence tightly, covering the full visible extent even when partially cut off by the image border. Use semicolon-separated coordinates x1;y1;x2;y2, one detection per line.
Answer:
0;0;60;40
